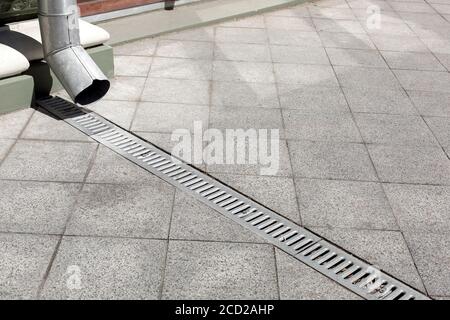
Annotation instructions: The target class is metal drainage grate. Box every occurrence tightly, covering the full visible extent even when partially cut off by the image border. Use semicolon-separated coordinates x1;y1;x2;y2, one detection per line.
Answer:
37;96;430;301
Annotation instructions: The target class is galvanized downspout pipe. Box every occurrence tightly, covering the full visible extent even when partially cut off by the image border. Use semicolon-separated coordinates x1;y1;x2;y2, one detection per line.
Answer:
38;0;110;105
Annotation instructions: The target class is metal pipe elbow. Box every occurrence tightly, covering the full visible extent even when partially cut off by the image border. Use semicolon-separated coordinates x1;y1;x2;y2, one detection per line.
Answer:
38;0;110;105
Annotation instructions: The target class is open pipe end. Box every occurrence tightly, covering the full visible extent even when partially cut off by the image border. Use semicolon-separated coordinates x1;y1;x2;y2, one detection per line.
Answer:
74;79;111;105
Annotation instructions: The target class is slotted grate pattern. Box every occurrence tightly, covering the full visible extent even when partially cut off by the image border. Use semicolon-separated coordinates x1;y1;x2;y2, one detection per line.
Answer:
37;96;430;301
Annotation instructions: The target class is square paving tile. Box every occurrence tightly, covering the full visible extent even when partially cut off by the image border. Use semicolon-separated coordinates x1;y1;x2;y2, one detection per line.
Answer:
314;18;366;34
0;108;33;139
114;56;152;77
384;183;450;234
309;7;356;20
213;60;275;83
113;38;158;56
215;173;301;223
210;106;283;131
41;237;166;299
267;29;322;47
66;182;174;238
278;84;349;113
212;81;279;108
162;241;278;299
265;6;310;18
334;66;401;89
265;16;315;31
156;40;214;59
85;100;137;130
394;70;450;92
369;35;429;52
0;233;58;300
288;140;378;181
347;0;393;11
422;38;450;54
215;43;271;62
207;138;292;177
86;145;163;185
276;250;360;300
354;113;438;146
162;26;215;42
283;110;362;142
436;53;450;71
343;87;417;114
424;116;450;147
270;45;330;65
132;102;209;133
390;1;435;13
407;90;450;117
296;178;398;229
319;32;376;50
381;51;446;71
368;144;450;184
274;63;339;87
0;181;80;234
21;109;91;142
326;48;388;68
103;76;146;101
0;139;14;162
363;22;416;37
0;140;97;182
215;27;267;44
170;191;263;243
313;227;426;292
404;232;450;296
141;78;210;105
149;57;212;80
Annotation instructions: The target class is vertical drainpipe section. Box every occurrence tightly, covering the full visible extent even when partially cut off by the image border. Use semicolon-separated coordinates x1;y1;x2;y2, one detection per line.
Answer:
38;0;110;105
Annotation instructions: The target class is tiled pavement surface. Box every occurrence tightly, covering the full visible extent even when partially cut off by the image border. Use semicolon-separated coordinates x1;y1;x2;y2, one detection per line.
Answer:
2;0;450;300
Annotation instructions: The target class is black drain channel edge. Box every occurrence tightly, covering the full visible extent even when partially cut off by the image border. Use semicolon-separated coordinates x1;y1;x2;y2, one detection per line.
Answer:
37;96;430;300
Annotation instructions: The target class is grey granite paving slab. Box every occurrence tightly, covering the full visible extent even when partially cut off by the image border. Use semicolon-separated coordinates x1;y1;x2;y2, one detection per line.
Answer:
394;70;450;92
288;140;378;181
334;66;402;89
156;40;214;59
66;182;174;238
219;16;266;28
0;180;80;234
319;32;376;50
343;87;417;115
278;84;350;113
215;43;272;62
368;144;450;184
267;29;322;47
404;232;450;296
314;18;366;34
0;233;58;300
114;55;153;77
423;116;450;147
283;110;362;142
215;27;268;44
384;183;450;234
103;76;147;102
369;35;429;52
213;61;275;83
265;16;315;31
132;102;209;133
210;106;283;131
42;237;166;300
21;109;92;142
270;45;330;64
354;113;439;146
212;81;280;108
0;140;97;182
326;48;388;68
0;139;14;162
141;78;210;105
0;108;33;139
274;63;339;86
381;51;446;71
113;38;158;56
149;57;213;81
162;240;278;299
407;90;450;117
296;178;398;230
162;26;215;42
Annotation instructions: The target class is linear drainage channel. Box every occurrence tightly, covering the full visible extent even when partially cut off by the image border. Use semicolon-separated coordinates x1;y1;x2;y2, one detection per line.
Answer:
37;96;429;301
